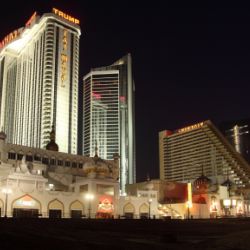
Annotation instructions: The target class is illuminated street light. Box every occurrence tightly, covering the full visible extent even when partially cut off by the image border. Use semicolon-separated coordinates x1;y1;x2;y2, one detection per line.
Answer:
148;198;152;219
2;188;12;217
85;193;94;218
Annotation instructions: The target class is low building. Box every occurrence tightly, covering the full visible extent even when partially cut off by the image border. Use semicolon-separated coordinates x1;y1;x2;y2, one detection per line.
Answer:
126;177;250;219
0;130;120;218
159;120;250;187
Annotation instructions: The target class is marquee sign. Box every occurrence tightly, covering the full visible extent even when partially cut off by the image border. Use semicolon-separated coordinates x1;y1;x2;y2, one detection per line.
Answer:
16;195;36;207
98;198;114;213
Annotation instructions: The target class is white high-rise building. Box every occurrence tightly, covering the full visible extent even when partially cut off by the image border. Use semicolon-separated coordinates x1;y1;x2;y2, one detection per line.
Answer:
83;54;136;193
0;8;81;154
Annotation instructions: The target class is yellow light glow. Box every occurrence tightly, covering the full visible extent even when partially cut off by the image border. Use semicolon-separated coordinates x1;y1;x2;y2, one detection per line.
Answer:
178;122;204;134
237;200;243;214
85;193;94;200
210;201;217;212
52;8;80;25
187;182;192;207
223;199;231;207
2;188;12;194
186;200;193;208
231;199;237;207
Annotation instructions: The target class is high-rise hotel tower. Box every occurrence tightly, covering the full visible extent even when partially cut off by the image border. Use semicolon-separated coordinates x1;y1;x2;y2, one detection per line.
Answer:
0;8;81;154
159;120;250;187
83;54;136;192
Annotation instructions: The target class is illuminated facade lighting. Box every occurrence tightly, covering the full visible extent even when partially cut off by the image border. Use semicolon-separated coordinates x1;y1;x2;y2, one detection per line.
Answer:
83;54;136;193
159;120;250;187
0;9;81;154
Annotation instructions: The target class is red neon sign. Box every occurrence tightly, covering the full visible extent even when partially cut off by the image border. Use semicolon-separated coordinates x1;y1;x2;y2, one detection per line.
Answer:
98;198;114;213
26;12;37;27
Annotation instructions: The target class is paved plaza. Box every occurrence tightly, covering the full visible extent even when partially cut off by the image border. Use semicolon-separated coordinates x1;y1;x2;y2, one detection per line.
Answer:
0;218;249;249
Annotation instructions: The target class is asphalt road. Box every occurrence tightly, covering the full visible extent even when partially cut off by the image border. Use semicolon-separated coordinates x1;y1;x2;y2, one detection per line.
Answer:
0;218;249;249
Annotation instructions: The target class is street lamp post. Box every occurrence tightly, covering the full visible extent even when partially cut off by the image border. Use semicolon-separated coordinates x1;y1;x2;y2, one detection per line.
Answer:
85;193;94;219
148;198;152;219
186;201;192;219
2;188;12;218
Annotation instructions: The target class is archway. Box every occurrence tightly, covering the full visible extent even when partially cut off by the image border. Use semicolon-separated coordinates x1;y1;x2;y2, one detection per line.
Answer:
139;203;149;219
48;199;64;218
12;195;41;218
69;200;85;218
123;202;135;219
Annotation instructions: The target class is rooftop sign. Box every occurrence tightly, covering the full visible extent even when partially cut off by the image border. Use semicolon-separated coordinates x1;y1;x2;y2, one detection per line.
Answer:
52;8;80;25
177;122;204;134
0;29;21;49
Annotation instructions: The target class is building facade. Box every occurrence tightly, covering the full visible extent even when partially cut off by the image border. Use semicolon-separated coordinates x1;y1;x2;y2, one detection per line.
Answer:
83;54;136;193
219;119;250;164
159;120;250;187
0;130;249;220
0;131;120;218
0;8;80;154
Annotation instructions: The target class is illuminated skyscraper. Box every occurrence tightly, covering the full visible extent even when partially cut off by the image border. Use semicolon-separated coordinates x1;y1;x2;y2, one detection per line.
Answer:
0;8;81;154
83;54;136;192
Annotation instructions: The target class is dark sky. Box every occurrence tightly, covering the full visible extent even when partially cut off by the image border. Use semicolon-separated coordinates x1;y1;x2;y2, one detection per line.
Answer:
1;2;250;182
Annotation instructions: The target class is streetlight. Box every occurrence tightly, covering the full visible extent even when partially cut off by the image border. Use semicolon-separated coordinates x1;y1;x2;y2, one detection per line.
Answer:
85;193;94;218
2;188;12;217
148;198;152;219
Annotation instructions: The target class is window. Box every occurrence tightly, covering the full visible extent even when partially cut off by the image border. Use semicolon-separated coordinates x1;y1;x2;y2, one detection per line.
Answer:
34;154;41;161
26;154;33;162
8;152;16;160
58;160;63;166
50;158;56;165
80;184;88;193
17;153;23;160
42;157;49;164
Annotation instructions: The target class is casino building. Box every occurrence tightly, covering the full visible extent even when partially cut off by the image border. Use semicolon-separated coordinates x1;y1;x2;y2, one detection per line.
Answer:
0;128;249;219
159;120;250;187
0;8;80;154
0;129;120;218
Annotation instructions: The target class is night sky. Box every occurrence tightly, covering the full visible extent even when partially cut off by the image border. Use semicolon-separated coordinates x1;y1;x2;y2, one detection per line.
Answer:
1;2;250;182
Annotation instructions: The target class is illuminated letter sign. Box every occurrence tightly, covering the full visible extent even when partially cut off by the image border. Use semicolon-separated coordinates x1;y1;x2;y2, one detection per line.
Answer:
177;122;204;133
60;29;68;87
52;8;80;25
0;29;21;49
16;195;36;207
25;12;37;27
